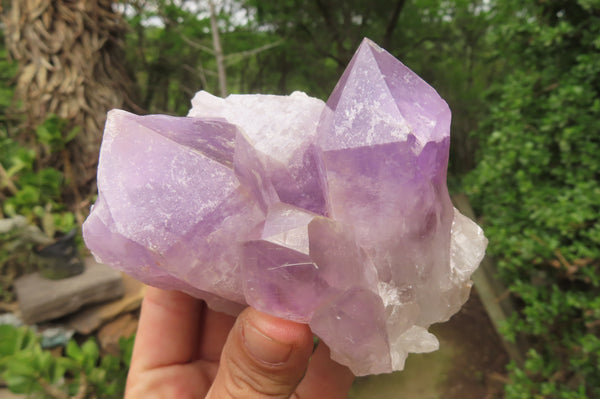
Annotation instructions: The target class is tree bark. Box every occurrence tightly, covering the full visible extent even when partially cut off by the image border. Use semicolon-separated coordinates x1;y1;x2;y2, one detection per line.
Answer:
3;0;133;206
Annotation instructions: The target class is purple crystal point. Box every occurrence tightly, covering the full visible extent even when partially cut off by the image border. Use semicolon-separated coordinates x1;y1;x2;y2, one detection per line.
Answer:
85;110;265;305
314;38;458;367
96;111;239;252
83;38;488;377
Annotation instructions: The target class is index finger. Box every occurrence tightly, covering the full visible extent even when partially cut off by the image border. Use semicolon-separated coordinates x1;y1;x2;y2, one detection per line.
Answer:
129;287;203;372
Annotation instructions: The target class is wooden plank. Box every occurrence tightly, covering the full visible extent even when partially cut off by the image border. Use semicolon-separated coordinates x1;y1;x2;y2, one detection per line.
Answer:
14;257;124;324
67;273;146;334
98;313;138;356
452;193;526;367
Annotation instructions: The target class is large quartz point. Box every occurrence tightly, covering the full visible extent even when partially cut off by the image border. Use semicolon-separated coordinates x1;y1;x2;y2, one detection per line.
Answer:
83;38;488;376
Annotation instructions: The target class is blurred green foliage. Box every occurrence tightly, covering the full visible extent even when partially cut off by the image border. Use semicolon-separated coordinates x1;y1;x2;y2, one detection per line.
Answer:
2;0;600;397
466;1;600;397
123;0;493;175
0;324;134;398
1;117;77;236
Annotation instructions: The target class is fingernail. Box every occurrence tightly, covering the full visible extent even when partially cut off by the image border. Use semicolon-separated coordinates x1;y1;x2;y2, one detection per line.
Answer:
243;322;293;365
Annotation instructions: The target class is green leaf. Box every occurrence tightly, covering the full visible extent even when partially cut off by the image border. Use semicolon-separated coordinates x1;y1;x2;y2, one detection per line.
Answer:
5;357;38;377
81;339;100;372
54;357;77;381
66;340;84;363
34;351;54;380
119;334;135;368
0;325;21;357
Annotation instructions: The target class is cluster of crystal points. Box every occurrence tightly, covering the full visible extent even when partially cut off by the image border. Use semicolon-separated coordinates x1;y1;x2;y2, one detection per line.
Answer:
83;38;487;376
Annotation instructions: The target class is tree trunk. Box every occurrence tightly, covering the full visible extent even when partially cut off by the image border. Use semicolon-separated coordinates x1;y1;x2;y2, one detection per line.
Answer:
209;0;227;97
3;0;133;210
383;0;407;49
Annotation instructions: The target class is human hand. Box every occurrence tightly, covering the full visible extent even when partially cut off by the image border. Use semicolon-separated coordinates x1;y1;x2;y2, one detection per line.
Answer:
125;287;355;398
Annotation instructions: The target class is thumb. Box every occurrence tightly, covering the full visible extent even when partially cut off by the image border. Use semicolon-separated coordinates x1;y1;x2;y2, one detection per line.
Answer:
206;307;313;399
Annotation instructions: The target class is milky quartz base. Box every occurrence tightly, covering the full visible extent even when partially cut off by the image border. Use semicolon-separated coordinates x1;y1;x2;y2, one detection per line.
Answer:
83;38;488;376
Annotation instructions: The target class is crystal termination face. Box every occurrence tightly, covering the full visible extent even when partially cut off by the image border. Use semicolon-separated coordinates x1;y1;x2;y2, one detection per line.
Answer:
83;38;488;376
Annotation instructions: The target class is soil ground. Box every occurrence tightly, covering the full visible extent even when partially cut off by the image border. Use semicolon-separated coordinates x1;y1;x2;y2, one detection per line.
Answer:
349;289;509;399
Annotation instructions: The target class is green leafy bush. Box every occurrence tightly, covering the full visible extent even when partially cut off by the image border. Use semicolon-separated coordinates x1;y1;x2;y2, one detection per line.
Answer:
1;118;77;236
0;324;134;398
467;1;600;397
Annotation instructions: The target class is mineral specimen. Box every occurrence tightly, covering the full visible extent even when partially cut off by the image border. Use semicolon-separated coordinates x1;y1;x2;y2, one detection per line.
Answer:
83;38;487;376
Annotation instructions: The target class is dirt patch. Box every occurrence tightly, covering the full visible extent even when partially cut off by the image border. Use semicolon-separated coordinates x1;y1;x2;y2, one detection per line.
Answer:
434;288;508;399
349;288;509;398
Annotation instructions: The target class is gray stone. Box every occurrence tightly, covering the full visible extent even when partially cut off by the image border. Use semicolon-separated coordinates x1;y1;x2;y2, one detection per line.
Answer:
14;257;124;324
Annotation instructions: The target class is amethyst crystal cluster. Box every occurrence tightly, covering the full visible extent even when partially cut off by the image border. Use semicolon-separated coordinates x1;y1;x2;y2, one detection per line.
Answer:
83;38;487;375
